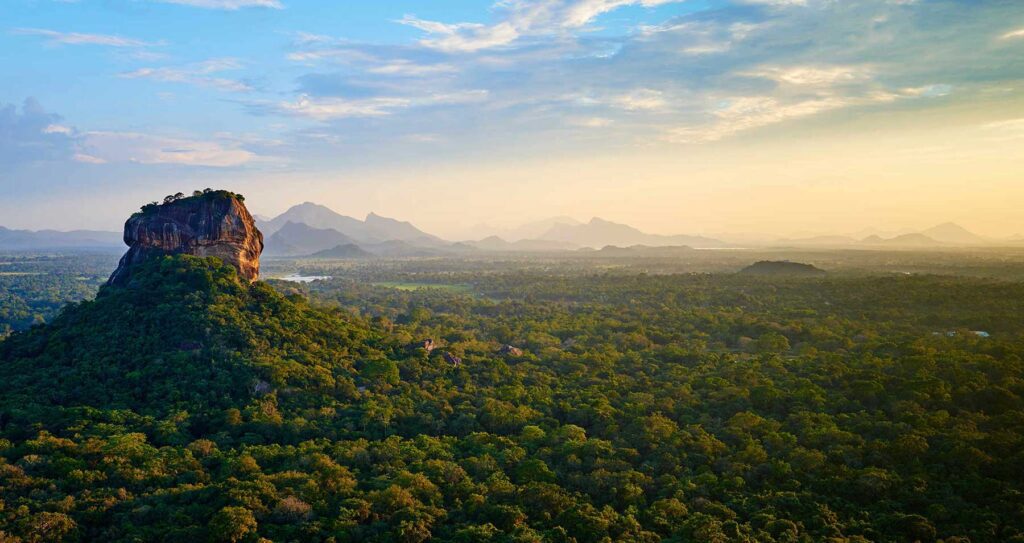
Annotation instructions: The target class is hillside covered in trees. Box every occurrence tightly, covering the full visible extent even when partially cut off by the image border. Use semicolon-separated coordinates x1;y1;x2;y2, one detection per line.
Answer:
0;252;1023;542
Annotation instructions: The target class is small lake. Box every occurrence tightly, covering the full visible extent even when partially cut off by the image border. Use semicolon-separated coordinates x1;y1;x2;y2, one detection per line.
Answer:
278;274;333;283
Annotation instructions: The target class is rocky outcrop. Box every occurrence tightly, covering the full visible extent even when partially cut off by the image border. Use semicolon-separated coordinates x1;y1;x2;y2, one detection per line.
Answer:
107;190;264;286
443;352;462;368
498;345;523;356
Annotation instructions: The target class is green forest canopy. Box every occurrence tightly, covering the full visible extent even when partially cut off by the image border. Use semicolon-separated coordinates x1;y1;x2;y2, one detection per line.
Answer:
0;254;1022;542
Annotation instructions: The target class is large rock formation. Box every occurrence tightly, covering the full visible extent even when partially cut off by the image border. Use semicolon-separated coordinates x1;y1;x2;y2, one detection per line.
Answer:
107;190;264;286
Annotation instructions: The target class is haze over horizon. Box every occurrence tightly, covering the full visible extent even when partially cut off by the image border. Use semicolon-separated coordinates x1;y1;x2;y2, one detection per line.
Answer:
2;0;1023;239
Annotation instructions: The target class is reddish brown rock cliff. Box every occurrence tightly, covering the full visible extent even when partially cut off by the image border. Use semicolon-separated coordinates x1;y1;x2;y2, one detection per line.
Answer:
107;191;264;286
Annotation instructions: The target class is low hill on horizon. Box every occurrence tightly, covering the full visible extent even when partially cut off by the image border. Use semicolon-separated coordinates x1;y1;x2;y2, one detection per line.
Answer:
310;243;373;259
740;260;827;277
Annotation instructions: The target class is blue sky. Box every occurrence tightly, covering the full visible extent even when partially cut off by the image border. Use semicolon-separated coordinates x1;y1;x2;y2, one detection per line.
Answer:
2;0;1024;238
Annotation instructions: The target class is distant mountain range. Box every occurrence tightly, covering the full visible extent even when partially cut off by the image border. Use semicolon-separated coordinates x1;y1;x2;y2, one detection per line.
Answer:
861;233;941;247
537;217;729;249
258;204;726;257
471;216;583;242
462;236;580;252
0;226;122;251
258;203;444;246
1;205;1014;256
778;222;997;248
264;222;359;257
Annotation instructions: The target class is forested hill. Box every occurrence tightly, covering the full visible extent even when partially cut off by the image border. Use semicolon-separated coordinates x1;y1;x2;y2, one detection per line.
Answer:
739;261;827;277
0;255;376;418
0;254;1023;542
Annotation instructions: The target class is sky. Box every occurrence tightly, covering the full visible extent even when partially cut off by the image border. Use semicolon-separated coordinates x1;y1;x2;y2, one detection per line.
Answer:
1;0;1023;240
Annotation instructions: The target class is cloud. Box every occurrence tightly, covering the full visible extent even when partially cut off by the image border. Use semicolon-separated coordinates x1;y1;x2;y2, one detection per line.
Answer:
398;0;684;53
1;98;260;168
78;132;257;166
666;95;862;143
0;99;77;168
120;58;251;92
981;118;1024;142
568;116;614;127
665;82;953;144
12;28;157;47
901;84;952;98
398;16;520;53
554;0;682;29
151;0;283;9
73;153;107;164
1001;28;1024;40
735;0;808;6
43;124;73;135
285;38;458;81
279;96;413;120
744;65;872;87
367;60;458;76
265;0;1024;155
612;89;668;111
272;90;489;121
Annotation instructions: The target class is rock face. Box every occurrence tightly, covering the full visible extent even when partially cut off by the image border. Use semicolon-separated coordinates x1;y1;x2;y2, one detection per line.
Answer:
107;191;264;286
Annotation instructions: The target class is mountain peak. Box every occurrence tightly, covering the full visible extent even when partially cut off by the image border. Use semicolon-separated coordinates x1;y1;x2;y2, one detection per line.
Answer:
365;211;396;223
921;222;986;244
365;212;409;225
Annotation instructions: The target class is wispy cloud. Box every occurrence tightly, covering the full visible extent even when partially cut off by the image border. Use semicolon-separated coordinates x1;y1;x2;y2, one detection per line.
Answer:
981;118;1024;142
399;0;684;53
12;28;158;47
666;95;864;143
120;58;251;92
367;60;458;77
665;81;951;144
78;131;257;166
284;37;456;79
637;20;762;56
736;0;808;6
398;16;520;53
271;90;489;121
151;0;283;9
279;96;413;120
743;65;872;87
1001;28;1024;40
568;116;613;128
612;89;668;111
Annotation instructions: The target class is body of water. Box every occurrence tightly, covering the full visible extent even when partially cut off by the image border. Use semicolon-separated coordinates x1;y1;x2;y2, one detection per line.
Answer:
277;274;333;283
